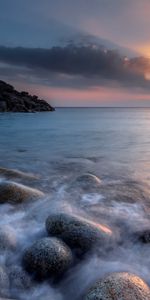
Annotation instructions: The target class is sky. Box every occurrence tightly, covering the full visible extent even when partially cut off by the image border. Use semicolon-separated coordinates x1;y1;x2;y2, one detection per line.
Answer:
0;0;150;107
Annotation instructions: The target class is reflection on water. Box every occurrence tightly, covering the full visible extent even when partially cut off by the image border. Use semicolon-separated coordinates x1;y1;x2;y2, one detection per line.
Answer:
0;108;150;299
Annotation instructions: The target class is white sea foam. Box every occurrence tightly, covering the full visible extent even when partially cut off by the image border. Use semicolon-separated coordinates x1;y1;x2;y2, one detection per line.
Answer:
81;193;104;206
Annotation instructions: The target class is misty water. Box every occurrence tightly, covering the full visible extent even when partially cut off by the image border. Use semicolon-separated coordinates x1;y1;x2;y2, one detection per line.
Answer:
1;108;150;299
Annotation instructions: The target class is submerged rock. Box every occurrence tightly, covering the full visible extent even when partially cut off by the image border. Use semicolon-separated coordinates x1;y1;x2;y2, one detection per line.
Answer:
0;80;55;113
22;237;73;280
0;226;17;252
70;174;101;191
84;272;150;300
46;213;112;254
0;267;10;298
0;167;39;181
0;181;44;204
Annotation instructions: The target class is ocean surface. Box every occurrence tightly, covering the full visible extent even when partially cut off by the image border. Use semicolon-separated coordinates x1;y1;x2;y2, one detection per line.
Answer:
0;108;150;299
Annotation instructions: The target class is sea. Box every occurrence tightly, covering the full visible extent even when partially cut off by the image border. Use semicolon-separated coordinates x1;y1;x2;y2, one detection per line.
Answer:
0;107;150;299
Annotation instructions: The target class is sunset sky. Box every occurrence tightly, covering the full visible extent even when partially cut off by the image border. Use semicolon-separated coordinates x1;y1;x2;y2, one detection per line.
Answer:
0;0;150;106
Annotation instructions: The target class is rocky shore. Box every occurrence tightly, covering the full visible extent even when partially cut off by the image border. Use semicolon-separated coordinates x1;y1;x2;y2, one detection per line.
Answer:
0;167;150;299
0;80;55;112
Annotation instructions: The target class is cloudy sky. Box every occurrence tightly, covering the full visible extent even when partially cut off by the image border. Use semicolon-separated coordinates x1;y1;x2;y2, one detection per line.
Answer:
0;0;150;106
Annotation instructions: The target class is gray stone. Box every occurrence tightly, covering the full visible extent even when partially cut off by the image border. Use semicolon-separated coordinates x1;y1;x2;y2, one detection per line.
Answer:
84;272;150;300
22;237;73;280
0;181;44;204
46;213;112;254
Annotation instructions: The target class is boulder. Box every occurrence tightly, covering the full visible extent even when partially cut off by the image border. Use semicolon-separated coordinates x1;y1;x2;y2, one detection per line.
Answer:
46;213;112;254
0;226;17;252
84;272;150;300
22;237;73;280
0;181;44;204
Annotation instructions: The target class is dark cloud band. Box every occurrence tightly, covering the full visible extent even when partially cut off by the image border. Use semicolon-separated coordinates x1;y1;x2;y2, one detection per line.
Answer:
0;45;150;89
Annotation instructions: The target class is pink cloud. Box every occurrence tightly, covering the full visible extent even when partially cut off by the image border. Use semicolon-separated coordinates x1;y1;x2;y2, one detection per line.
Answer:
11;81;150;107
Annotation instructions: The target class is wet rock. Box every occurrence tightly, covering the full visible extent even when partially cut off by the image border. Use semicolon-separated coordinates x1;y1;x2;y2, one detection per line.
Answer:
0;167;39;181
0;267;10;298
9;266;32;292
84;272;150;300
46;213;112;254
22;237;73;280
0;181;44;204
0;226;17;252
71;173;101;191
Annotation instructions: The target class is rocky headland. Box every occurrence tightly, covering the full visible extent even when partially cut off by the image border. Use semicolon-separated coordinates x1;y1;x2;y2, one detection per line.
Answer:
0;80;55;112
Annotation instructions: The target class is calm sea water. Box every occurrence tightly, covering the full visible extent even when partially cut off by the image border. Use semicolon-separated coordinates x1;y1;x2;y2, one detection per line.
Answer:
0;108;150;299
1;108;150;176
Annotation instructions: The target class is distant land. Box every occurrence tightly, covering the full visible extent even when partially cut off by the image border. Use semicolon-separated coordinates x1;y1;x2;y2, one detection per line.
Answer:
0;80;55;112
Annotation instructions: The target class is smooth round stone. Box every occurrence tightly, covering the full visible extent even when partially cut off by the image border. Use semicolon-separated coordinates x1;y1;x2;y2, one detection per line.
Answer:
22;237;73;280
0;226;17;252
9;266;32;291
46;213;112;254
0;181;44;204
0;267;10;298
71;173;101;191
84;272;150;300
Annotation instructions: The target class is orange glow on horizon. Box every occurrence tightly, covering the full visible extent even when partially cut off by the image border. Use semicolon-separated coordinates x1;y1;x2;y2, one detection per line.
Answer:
136;45;150;59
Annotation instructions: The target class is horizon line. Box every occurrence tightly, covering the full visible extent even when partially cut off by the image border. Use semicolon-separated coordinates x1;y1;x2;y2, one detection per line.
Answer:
54;106;150;108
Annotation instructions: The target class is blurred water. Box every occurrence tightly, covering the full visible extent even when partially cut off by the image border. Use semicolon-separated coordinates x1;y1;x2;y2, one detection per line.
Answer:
0;108;150;299
1;108;150;178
